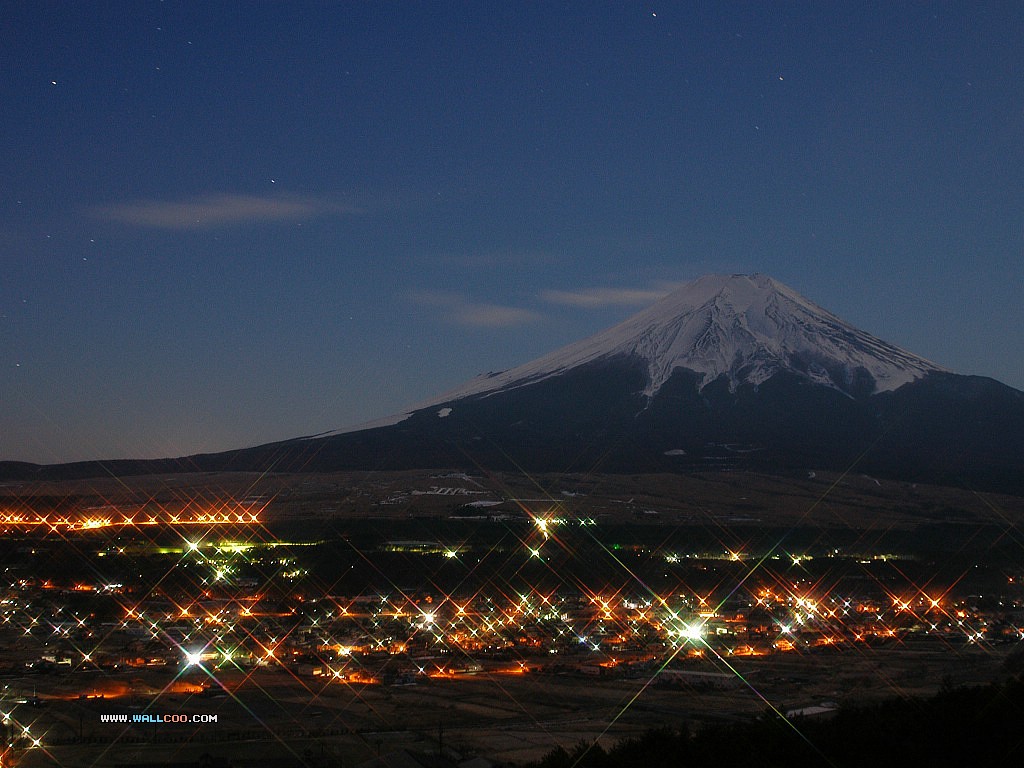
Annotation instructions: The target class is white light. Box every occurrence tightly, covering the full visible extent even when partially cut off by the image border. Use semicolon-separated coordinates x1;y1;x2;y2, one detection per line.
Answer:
681;623;704;641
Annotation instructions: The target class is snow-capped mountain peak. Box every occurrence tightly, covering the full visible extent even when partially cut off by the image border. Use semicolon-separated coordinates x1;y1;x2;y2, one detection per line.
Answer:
435;273;947;403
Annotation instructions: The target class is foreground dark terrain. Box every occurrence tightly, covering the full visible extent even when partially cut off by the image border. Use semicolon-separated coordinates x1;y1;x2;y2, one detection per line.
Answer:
1;469;1023;766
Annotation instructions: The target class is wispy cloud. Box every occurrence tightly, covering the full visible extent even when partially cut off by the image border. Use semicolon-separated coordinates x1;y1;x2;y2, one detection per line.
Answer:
411;292;543;328
541;283;681;308
89;193;360;229
455;303;543;327
434;248;552;269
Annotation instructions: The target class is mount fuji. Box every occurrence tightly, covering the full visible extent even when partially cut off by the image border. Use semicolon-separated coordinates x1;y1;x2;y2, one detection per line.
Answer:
413;273;945;403
7;274;1024;492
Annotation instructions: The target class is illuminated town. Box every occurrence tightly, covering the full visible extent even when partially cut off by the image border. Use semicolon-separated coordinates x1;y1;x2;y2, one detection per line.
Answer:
2;471;1023;766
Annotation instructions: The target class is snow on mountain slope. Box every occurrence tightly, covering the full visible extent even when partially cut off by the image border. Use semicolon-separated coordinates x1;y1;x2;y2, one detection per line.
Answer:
433;274;947;402
322;274;948;438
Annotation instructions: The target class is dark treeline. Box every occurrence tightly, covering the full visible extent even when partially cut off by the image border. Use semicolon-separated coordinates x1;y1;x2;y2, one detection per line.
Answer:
531;677;1024;768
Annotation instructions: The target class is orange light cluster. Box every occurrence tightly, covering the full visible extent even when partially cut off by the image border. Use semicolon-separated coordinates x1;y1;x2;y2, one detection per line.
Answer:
0;508;261;531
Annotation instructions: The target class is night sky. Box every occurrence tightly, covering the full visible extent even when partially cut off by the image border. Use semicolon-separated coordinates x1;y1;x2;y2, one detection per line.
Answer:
3;2;1023;464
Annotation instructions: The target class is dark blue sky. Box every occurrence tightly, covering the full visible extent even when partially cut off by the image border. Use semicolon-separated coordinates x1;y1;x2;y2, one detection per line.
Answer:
3;2;1022;463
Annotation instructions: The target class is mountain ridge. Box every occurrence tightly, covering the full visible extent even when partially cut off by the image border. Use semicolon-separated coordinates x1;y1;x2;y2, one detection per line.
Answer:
3;274;1023;494
328;273;948;437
